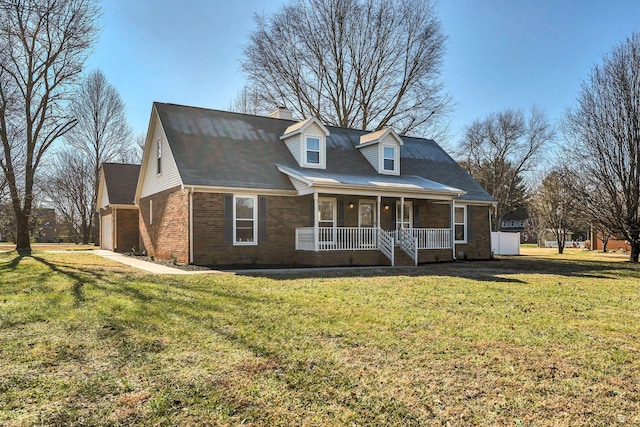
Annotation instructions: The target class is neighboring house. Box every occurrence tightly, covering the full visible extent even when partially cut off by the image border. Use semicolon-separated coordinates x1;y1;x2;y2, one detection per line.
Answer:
135;103;496;267
499;208;534;243
34;208;57;243
591;231;630;252
97;163;140;252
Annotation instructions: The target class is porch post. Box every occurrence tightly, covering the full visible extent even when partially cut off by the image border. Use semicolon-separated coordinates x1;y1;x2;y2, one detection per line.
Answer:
451;198;456;260
376;195;381;229
314;192;319;252
400;196;405;230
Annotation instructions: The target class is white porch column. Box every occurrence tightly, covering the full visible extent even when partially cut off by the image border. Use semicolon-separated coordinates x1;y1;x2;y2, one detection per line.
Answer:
314;192;319;252
400;196;405;230
451;199;456;259
377;195;381;229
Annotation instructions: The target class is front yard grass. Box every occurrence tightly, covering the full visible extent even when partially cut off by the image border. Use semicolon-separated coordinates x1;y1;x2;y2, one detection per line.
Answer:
1;250;639;425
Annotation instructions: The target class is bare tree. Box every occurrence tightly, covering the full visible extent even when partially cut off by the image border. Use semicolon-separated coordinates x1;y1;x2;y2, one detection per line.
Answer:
42;150;91;243
52;69;132;243
530;171;581;254
0;0;99;253
229;86;263;116
565;33;640;262
457;107;555;230
241;0;451;137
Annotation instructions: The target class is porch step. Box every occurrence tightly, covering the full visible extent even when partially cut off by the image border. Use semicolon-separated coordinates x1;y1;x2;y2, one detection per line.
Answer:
393;246;416;266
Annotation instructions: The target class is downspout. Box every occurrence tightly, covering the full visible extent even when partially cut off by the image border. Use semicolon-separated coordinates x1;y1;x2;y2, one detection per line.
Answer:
189;187;194;264
451;199;456;260
314;192;319;252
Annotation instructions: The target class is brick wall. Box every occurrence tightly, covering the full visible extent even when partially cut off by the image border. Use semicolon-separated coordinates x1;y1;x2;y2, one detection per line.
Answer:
193;192;314;266
139;186;189;264
140;188;492;267
115;208;139;253
455;205;492;260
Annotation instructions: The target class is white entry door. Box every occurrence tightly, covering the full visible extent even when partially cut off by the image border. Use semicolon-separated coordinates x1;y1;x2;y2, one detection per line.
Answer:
101;215;113;250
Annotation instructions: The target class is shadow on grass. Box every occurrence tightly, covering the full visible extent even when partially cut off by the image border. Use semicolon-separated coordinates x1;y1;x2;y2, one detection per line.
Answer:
233;256;637;282
0;251;23;272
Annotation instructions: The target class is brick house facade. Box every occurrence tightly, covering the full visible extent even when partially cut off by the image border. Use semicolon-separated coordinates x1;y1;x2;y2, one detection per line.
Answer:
134;103;496;267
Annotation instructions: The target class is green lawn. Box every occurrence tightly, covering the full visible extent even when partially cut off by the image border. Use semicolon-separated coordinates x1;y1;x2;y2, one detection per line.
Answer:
1;250;639;426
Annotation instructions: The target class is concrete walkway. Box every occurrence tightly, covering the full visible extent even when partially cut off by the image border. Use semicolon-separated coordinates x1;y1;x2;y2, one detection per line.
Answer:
91;250;224;275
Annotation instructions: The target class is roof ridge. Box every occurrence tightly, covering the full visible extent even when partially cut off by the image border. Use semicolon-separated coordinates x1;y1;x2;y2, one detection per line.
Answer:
153;102;438;143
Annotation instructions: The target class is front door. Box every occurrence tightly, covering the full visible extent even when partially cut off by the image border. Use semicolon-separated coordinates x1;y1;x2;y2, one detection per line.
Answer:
396;201;413;230
359;200;376;247
359;200;376;228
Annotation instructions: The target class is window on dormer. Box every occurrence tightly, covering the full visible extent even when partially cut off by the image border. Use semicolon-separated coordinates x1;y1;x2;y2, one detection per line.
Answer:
306;137;320;164
383;146;395;171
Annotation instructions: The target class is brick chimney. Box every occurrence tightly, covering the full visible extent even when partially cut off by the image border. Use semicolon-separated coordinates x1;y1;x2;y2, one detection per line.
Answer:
268;106;293;120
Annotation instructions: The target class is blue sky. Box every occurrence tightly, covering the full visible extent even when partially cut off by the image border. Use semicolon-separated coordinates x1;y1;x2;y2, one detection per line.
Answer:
86;0;640;145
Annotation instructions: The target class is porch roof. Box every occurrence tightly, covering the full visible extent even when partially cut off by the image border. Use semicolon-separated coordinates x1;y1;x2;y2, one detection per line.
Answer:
276;164;464;196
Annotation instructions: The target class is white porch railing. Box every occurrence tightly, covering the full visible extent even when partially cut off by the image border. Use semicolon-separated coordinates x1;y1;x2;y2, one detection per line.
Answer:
378;228;395;266
413;228;451;249
389;228;451;249
295;227;452;252
296;227;378;251
399;228;418;266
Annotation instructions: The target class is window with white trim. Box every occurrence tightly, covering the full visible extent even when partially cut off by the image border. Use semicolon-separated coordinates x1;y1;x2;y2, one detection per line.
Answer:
156;139;162;175
454;205;466;242
383;146;395;171
306;137;320;164
233;195;257;245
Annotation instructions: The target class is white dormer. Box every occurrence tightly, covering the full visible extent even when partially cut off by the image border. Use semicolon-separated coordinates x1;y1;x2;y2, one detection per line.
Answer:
280;117;330;169
357;128;403;175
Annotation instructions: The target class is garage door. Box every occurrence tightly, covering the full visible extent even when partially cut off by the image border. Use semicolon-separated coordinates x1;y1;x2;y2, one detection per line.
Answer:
101;215;113;250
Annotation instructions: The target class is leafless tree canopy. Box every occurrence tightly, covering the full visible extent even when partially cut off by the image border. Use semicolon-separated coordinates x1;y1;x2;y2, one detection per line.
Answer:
43;150;92;244
241;0;451;137
0;0;99;252
457;107;555;230
46;69;133;244
564;33;640;262
530;171;580;254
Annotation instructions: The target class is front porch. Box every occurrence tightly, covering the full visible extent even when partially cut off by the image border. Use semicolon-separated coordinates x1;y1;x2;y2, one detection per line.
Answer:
294;194;460;266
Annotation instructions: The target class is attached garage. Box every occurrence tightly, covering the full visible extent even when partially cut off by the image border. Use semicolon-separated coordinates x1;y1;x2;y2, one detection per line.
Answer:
97;163;141;253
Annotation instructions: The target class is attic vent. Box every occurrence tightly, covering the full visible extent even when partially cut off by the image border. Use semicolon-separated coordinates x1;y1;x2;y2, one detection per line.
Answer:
268;106;293;120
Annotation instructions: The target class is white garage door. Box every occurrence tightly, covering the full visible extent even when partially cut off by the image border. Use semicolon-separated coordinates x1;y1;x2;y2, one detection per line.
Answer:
101;215;113;250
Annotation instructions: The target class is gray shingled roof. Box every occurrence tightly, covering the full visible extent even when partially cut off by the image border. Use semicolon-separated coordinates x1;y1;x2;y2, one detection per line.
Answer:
155;103;495;203
103;163;140;205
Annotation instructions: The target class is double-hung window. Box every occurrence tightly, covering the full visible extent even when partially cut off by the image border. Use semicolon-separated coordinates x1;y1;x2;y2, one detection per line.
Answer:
306;137;320;165
383;146;396;172
454;205;466;243
234;195;257;245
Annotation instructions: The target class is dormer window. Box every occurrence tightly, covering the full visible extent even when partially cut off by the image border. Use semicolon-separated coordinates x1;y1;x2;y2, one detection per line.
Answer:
280;117;330;169
383;146;396;171
306;137;320;164
357;128;402;176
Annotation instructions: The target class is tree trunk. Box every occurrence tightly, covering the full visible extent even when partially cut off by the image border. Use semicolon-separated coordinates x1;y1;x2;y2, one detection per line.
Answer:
15;210;31;254
557;235;564;254
81;221;90;244
602;239;608;253
630;240;640;263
